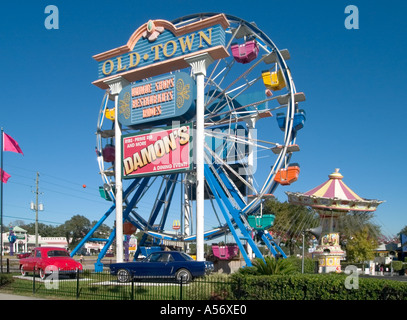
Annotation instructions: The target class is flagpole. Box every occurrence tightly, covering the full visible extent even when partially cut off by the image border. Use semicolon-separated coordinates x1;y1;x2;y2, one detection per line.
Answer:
1;127;4;272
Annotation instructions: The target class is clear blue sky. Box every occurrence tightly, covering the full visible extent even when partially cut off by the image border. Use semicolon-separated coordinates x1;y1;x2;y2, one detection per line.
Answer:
0;0;406;239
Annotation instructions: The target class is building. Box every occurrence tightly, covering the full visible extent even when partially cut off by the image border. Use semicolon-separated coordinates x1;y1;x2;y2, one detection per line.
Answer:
1;226;106;255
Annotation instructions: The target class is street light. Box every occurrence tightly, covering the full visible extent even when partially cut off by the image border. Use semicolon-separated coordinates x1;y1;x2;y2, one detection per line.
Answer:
302;226;322;274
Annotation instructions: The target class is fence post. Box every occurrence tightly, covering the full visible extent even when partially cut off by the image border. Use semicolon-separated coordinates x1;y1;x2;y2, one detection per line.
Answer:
76;269;80;299
6;258;9;273
32;266;36;295
179;277;183;300
131;276;134;300
237;277;241;300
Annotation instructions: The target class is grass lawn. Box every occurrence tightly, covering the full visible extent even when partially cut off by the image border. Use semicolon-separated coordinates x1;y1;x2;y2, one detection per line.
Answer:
1;271;188;300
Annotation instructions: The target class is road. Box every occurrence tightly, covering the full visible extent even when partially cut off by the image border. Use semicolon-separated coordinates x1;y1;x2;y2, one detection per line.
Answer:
360;274;407;282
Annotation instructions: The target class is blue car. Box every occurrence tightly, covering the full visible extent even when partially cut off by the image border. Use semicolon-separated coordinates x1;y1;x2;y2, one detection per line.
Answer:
109;251;214;283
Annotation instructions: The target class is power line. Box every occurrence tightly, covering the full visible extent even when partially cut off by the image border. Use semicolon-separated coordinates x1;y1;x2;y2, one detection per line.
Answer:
6;171;105;205
3;214;62;226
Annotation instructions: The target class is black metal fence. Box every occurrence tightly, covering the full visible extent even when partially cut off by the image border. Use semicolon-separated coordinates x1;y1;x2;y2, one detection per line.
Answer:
0;259;234;300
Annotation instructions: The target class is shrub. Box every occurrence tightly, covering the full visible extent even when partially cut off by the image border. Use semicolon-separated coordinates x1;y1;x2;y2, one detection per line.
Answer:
0;273;14;287
392;261;403;272
229;273;407;300
286;256;316;274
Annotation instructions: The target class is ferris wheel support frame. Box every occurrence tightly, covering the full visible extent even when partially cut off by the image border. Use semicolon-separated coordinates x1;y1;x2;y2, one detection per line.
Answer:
70;177;141;269
134;173;179;258
205;163;264;266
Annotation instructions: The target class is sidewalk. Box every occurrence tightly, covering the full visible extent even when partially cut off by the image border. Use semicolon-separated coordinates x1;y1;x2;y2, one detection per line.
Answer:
0;293;47;300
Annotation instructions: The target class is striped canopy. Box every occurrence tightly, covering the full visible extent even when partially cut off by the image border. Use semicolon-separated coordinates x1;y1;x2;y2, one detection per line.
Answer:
286;169;384;212
304;168;362;200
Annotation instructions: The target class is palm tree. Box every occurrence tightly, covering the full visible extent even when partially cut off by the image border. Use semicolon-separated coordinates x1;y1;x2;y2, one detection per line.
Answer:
252;256;296;275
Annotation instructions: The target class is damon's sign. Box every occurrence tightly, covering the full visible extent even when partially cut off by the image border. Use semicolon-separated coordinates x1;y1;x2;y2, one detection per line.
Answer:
118;72;195;127
92;15;229;89
122;123;192;178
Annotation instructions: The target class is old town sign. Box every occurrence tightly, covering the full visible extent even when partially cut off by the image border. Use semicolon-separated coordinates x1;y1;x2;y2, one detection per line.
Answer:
92;14;230;90
118;71;196;127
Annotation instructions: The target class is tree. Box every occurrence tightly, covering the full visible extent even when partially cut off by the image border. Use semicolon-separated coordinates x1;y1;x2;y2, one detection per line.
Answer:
398;225;407;238
338;212;381;243
345;226;378;263
90;220;111;239
263;199;319;256
60;215;91;250
21;222;60;237
11;220;25;227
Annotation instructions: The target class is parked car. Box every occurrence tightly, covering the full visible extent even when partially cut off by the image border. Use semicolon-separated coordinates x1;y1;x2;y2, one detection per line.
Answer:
109;251;214;283
16;252;31;259
19;247;83;280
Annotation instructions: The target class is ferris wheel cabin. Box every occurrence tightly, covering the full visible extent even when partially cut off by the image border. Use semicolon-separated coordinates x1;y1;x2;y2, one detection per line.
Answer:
231;39;259;64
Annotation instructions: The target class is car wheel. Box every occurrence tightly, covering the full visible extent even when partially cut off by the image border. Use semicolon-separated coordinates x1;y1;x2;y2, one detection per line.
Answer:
175;268;192;282
39;269;46;280
117;269;131;283
20;266;27;277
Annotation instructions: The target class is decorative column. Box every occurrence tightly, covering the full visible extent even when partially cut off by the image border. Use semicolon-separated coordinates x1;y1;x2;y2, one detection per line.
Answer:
104;76;129;263
314;211;345;273
185;53;214;261
245;116;257;260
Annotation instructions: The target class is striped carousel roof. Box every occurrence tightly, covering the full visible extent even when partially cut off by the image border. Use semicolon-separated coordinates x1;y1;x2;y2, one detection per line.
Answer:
304;168;362;201
286;169;384;212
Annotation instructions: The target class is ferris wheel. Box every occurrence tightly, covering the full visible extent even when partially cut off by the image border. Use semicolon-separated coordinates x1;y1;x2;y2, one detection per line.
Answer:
80;13;306;267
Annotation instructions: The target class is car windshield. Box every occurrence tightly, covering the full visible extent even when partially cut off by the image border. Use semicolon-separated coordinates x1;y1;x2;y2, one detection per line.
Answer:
47;250;70;257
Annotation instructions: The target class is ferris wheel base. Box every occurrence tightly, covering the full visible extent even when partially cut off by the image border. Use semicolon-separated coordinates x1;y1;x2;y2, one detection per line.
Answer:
94;262;104;273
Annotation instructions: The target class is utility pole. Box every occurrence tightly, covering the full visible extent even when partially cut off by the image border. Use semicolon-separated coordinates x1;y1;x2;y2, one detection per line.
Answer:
30;172;43;247
35;172;39;247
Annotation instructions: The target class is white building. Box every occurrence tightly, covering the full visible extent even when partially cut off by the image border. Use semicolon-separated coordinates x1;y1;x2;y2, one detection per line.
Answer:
1;226;106;254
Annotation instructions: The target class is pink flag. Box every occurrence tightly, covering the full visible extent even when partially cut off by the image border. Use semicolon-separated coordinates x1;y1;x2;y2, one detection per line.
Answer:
3;132;23;155
0;168;11;183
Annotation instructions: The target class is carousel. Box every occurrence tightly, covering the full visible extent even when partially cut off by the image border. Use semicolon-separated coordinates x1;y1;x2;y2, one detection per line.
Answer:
286;168;384;273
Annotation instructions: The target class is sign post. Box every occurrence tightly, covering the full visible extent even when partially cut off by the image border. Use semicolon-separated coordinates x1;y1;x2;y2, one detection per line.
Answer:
104;76;129;263
185;53;214;262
